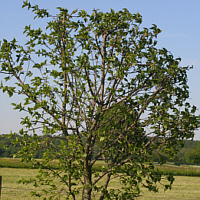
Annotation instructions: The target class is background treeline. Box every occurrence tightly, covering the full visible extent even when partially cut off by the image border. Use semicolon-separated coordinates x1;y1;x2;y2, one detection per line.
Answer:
149;140;200;165
0;134;62;159
0;134;200;165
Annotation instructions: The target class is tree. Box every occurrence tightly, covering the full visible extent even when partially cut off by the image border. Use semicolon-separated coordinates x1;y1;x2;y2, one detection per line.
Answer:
185;144;200;164
0;1;199;199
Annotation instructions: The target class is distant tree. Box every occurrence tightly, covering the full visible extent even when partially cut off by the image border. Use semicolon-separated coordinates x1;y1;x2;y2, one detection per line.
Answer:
0;135;22;157
0;1;199;199
185;144;200;164
172;149;187;165
171;140;200;165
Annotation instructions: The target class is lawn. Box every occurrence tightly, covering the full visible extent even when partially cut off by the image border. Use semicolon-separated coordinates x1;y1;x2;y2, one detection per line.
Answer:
1;168;200;199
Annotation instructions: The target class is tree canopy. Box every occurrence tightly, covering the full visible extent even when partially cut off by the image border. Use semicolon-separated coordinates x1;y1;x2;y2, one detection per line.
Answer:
0;1;199;199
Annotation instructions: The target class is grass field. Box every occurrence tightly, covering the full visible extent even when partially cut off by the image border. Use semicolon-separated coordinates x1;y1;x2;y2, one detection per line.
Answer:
1;158;200;177
1;167;200;200
136;176;200;199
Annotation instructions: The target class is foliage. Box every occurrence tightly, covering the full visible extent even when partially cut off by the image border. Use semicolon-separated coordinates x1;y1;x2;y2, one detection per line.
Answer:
171;140;200;165
0;134;63;159
0;1;199;199
0;135;22;158
1;135;200;165
185;145;200;164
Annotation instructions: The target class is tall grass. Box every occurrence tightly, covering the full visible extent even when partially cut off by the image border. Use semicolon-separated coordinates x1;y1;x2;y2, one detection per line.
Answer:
0;158;35;168
1;158;200;176
155;164;200;177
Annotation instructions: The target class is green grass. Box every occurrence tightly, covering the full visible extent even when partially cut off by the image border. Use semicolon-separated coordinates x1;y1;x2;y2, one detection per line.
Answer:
1;168;200;200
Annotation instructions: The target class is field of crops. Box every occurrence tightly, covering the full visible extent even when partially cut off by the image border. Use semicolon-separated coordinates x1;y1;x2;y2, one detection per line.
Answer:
0;158;200;199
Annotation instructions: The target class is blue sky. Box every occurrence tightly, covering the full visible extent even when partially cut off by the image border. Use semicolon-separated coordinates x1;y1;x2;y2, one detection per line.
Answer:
0;0;200;140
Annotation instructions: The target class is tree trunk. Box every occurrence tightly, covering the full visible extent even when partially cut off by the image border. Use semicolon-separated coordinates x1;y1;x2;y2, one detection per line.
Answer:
83;165;92;200
83;140;92;200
